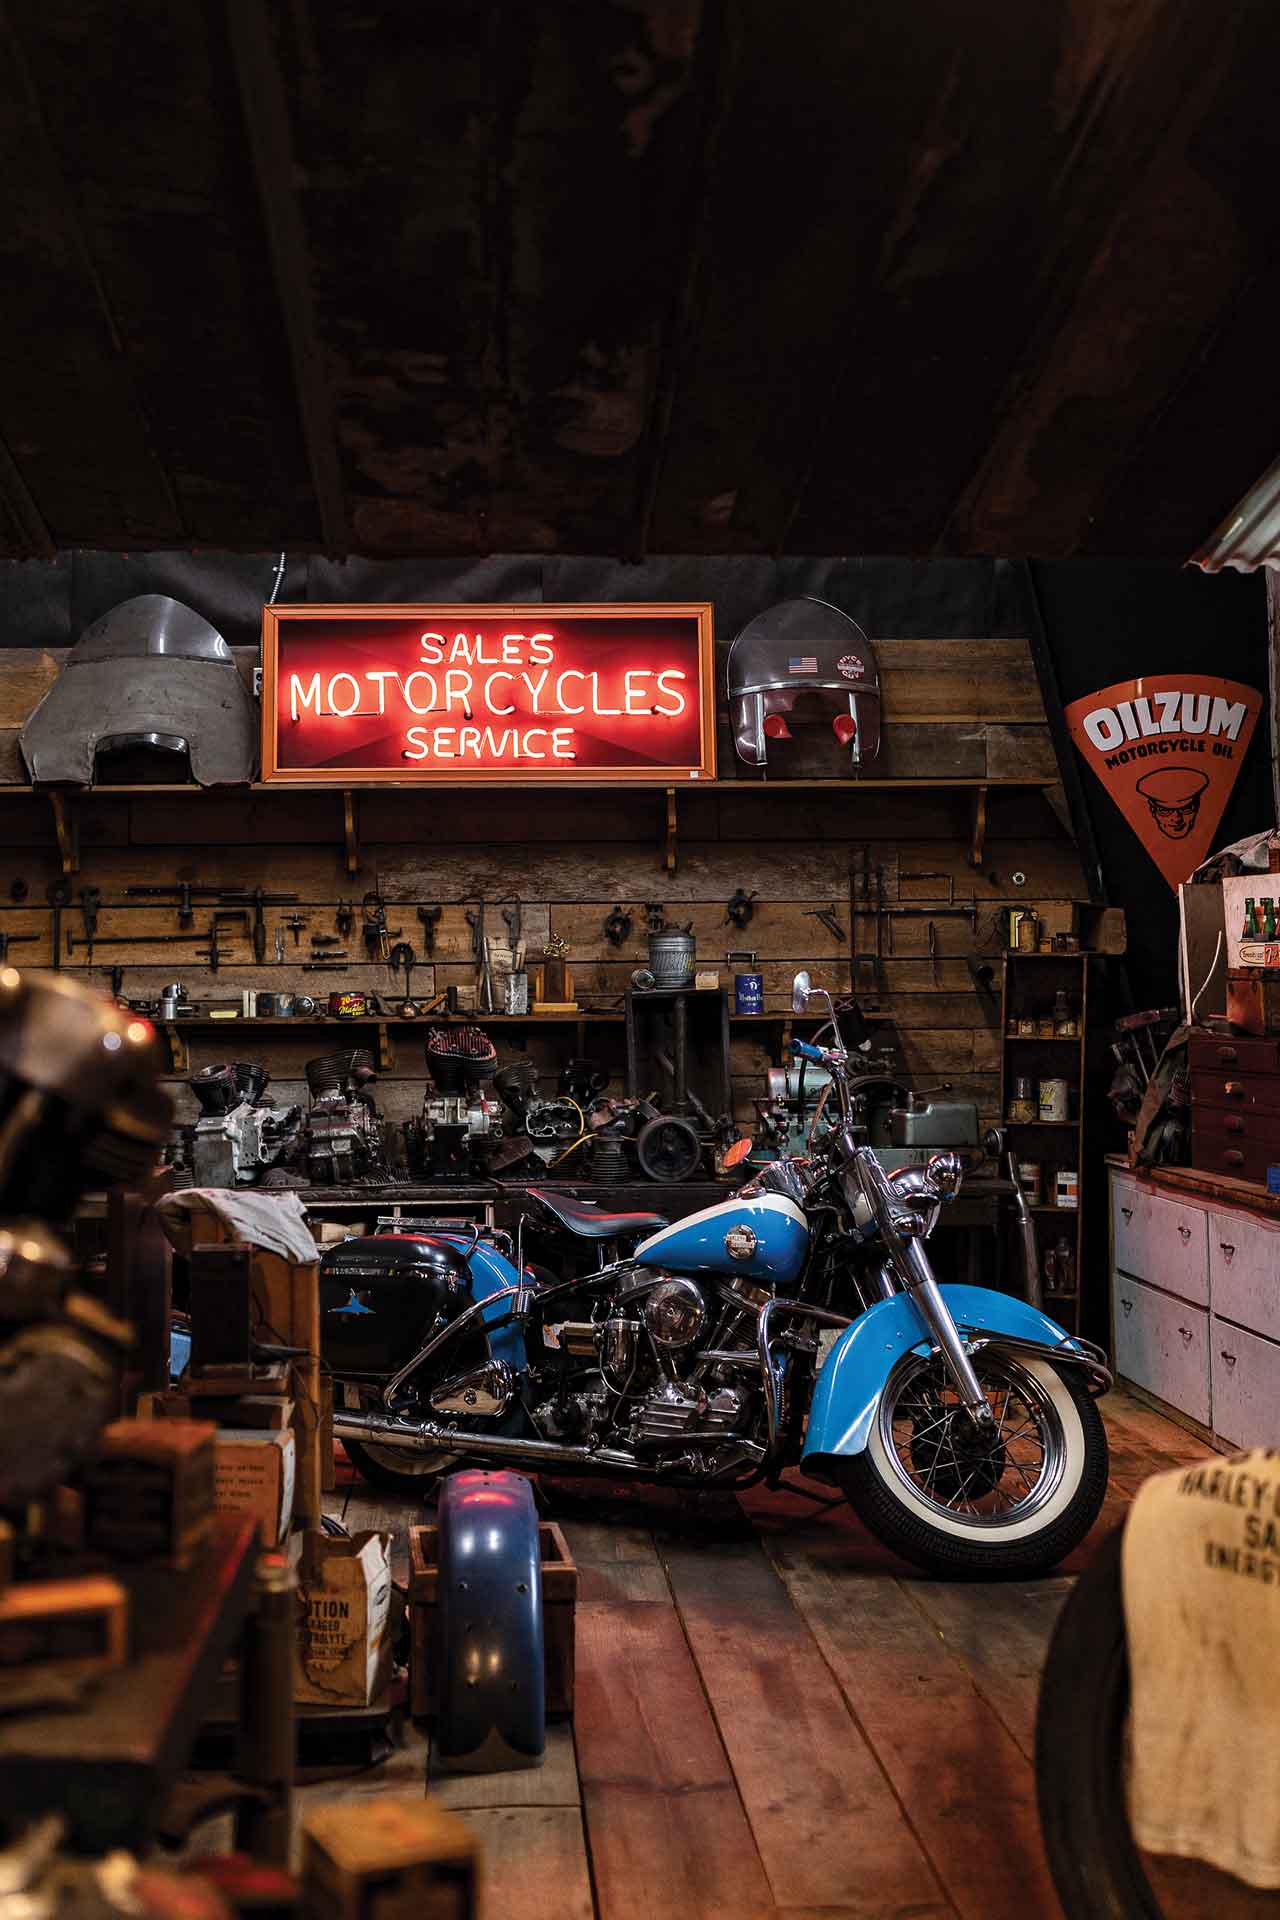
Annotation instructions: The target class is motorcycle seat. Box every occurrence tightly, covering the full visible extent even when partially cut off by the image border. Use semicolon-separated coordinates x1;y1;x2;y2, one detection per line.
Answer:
528;1189;667;1241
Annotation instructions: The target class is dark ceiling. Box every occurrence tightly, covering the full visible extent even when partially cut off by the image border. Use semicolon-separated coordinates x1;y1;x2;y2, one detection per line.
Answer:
1;0;1279;563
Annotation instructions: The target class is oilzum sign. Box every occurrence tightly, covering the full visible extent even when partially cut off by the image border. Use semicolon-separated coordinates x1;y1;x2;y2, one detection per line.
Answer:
1064;673;1261;890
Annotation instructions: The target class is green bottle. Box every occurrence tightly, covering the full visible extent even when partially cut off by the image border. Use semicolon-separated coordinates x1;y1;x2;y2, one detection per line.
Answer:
1243;897;1257;939
1265;899;1277;939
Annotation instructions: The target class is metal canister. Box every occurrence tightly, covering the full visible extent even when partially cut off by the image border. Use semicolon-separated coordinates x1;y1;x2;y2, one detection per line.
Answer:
1056;1168;1079;1209
648;927;695;987
1038;1076;1070;1122
1017;1158;1043;1205
1008;1074;1036;1123
258;992;295;1018
159;982;185;1021
734;969;764;1014
329;991;371;1018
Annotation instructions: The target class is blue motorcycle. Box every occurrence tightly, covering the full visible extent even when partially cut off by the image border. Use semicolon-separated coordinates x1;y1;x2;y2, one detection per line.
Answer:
327;986;1111;1577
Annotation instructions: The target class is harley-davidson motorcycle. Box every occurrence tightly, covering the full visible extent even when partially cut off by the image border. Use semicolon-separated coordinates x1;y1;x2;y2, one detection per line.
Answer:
324;982;1112;1576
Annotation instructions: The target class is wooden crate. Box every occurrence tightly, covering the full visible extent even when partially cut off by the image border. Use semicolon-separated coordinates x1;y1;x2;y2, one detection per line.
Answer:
408;1519;577;1721
302;1797;477;1920
82;1418;216;1566
0;1574;128;1692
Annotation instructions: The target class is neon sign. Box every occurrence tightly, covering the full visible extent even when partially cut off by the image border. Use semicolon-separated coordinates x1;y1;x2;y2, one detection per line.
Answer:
260;604;715;784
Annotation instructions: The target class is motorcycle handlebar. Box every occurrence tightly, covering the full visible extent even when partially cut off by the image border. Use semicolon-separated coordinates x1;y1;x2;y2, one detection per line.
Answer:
789;1038;829;1064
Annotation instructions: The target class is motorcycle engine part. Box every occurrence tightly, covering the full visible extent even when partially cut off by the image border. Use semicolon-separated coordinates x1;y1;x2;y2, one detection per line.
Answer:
600;1315;640;1387
642;1276;708;1349
632;1377;746;1448
635;1113;702;1182
189;1061;299;1185
590;1135;629;1182
429;1360;515;1419
426;1024;499;1092
602;904;633;948
328;991;373;1018
0;970;172;1217
307;1049;376;1097
728;596;881;771
889;1091;980;1149
559;1057;609;1102
19;595;259;786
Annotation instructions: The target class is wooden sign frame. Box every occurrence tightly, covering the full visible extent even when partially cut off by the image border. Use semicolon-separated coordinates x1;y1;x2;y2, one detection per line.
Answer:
260;602;716;785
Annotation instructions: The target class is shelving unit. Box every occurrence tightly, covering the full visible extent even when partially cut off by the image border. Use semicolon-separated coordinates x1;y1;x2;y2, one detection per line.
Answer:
998;949;1090;1330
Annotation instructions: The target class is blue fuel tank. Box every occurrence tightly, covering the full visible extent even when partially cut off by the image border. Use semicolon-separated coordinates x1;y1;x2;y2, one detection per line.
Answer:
633;1193;809;1289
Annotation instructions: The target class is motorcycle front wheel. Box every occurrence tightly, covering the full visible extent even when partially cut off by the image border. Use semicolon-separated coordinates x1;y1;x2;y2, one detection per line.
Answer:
838;1347;1108;1578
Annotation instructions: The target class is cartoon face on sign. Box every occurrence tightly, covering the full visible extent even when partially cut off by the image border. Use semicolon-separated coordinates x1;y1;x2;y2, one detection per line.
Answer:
1064;675;1261;889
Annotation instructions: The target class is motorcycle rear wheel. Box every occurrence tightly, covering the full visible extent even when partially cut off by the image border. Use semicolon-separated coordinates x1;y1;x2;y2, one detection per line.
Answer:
343;1437;456;1497
838;1348;1108;1578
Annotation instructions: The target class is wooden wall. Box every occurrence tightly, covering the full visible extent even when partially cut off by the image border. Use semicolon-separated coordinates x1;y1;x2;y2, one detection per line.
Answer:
0;639;1085;1139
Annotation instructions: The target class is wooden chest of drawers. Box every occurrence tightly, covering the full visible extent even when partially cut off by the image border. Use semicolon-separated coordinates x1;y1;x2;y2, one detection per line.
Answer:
1190;1029;1280;1185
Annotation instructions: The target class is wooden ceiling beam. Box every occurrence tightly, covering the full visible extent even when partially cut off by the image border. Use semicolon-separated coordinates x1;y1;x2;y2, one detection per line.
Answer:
225;0;349;556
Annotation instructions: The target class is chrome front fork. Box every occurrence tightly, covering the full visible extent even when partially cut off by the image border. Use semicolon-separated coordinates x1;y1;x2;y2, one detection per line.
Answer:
898;1240;995;1427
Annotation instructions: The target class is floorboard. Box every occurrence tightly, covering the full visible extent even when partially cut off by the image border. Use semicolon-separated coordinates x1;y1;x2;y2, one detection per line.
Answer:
286;1386;1204;1920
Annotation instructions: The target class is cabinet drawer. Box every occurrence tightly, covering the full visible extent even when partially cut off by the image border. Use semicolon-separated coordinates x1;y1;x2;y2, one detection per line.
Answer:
1193;1106;1280;1151
1192;1072;1280;1115
1189;1034;1280;1075
1209;1209;1280;1343
1190;1134;1275;1186
1114;1276;1210;1426
1112;1174;1209;1305
1211;1318;1280;1448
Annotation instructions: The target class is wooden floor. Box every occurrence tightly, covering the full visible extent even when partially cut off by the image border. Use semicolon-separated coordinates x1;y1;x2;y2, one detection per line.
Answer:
289;1389;1210;1920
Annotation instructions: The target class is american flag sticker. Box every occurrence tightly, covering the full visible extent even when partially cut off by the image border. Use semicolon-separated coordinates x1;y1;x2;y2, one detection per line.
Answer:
788;656;819;674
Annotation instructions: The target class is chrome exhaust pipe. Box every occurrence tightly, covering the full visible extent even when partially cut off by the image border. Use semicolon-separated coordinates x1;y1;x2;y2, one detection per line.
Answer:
333;1409;644;1475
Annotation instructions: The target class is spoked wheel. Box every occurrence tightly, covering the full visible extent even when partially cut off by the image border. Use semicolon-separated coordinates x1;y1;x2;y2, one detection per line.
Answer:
839;1347;1108;1578
342;1437;457;1498
635;1115;701;1181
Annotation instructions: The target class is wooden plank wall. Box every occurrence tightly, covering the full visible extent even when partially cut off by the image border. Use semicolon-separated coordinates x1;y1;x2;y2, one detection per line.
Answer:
0;640;1084;1134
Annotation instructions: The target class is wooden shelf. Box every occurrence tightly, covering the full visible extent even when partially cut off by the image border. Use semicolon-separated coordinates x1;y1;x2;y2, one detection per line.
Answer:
1003;1119;1078;1128
1029;1203;1080;1214
1004;1034;1080;1044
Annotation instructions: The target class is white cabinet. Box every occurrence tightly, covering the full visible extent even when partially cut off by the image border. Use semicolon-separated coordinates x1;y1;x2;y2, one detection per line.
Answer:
1113;1274;1211;1427
1111;1166;1280;1446
1112;1173;1209;1305
1209;1209;1280;1344
1211;1318;1280;1448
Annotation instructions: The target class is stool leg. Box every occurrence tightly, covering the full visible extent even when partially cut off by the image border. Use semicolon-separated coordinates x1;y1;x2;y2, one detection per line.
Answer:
235;1551;295;1864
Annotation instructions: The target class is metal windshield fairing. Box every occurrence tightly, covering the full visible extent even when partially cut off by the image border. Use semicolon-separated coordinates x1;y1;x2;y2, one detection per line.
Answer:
19;594;259;786
633;1193;809;1287
802;1285;1085;1466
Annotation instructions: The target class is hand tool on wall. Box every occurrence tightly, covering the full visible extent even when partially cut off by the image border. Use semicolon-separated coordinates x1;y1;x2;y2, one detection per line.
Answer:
336;899;354;938
501;896;523;952
388;941;420;1015
283;913;308;947
805;903;847;944
125;882;250;928
466;900;494;1011
248;887;299;964
66;930;212;955
9;880;27;903
362;891;398;963
77;886;101;967
46;881;70;970
417;904;441;956
310;932;341;948
203;909;250;976
0;930;37;966
724;888;757;931
274;925;285;964
603;905;633;948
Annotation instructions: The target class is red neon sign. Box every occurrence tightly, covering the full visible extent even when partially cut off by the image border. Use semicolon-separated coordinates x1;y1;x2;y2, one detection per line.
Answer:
261;603;716;784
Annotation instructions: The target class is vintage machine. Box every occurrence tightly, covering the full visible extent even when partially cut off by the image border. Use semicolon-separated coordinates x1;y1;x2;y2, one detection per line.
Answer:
0;971;172;1510
406;1027;504;1179
727;596;881;772
188;1061;302;1187
493;1058;605;1167
306;1049;389;1186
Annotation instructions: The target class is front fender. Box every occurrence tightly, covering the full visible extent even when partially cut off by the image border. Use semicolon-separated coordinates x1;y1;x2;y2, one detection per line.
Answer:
802;1284;1083;1471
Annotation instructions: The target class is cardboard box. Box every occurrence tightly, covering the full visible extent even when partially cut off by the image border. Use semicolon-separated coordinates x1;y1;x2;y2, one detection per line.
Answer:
213;1428;295;1546
408;1518;577;1721
83;1418;216;1566
296;1530;393;1707
0;1575;128;1691
302;1798;477;1920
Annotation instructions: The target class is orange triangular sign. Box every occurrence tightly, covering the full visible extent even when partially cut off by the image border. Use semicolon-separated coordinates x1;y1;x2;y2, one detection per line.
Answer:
1064;673;1261;890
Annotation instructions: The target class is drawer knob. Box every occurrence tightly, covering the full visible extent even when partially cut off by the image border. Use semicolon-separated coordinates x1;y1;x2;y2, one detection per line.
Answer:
1218;1046;1239;1062
1178;1225;1191;1242
1221;1350;1238;1369
1178;1326;1193;1344
1226;1081;1245;1099
1226;1150;1245;1166
1121;1299;1134;1316
1227;1116;1245;1133
1120;1206;1133;1221
1220;1242;1236;1259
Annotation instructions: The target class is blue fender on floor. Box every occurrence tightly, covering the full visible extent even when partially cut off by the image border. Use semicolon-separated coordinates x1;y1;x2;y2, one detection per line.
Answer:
434;1468;546;1773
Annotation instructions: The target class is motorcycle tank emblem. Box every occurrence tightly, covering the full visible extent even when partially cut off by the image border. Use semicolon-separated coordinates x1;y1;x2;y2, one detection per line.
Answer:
724;1224;758;1261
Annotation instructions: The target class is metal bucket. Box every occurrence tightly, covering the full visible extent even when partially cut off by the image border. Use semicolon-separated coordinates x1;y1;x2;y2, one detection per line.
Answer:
648;929;695;987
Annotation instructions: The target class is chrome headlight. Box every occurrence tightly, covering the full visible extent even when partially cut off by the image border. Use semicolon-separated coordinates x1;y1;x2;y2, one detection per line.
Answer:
926;1150;964;1199
643;1277;708;1349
